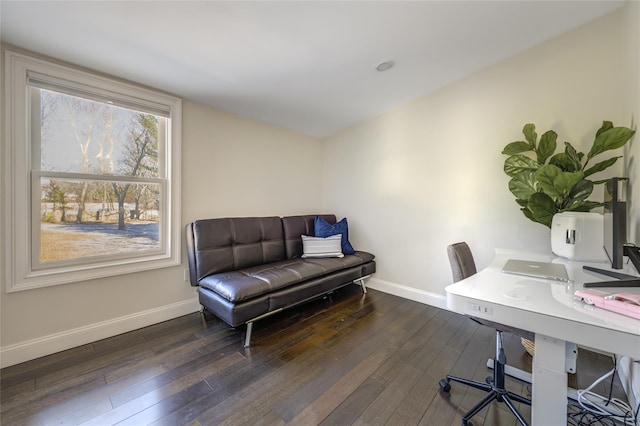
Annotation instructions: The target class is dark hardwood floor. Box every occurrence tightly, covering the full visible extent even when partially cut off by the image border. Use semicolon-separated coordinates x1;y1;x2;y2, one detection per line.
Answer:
0;286;625;426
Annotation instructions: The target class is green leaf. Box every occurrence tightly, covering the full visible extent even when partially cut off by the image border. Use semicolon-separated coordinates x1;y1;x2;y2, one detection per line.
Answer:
583;157;621;178
504;155;539;177
535;165;584;200
536;130;557;164
568;179;594;201
515;198;529;208
564;142;583;172
523;123;537;148
502;141;533;155
508;171;537;200
595;121;614;138
549;153;573;170
562;179;594;209
548;142;584;172
527;192;556;228
521;206;538;223
587;127;636;160
562;201;602;212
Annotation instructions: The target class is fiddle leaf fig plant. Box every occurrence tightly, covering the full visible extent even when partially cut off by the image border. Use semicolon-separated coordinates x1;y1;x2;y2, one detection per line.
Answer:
502;121;635;228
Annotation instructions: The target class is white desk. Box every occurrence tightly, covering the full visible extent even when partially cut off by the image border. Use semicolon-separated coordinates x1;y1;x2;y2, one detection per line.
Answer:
445;249;640;426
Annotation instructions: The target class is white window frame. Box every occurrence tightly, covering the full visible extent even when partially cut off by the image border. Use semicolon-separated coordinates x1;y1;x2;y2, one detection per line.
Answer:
2;50;182;292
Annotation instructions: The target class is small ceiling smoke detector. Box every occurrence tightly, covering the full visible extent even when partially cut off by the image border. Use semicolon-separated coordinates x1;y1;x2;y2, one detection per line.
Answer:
376;60;394;72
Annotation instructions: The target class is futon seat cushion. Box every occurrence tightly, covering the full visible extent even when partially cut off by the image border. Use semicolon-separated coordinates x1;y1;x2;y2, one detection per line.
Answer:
199;251;374;303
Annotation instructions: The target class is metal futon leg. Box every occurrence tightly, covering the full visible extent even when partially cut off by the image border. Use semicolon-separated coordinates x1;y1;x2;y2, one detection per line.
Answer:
244;321;253;348
355;276;368;294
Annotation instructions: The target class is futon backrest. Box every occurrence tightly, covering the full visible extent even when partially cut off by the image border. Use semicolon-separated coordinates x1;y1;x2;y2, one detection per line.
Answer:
186;216;286;285
282;214;336;259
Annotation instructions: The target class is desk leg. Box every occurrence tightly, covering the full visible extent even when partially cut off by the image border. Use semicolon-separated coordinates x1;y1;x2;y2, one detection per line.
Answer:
532;334;568;426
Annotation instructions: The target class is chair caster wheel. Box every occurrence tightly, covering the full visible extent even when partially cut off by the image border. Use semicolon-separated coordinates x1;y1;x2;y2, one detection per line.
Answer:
439;379;451;393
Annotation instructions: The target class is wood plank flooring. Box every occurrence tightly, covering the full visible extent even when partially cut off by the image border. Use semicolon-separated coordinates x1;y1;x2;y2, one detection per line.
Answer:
0;286;626;426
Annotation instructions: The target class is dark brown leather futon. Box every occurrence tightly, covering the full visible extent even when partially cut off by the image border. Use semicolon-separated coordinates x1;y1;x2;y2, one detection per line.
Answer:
185;214;375;346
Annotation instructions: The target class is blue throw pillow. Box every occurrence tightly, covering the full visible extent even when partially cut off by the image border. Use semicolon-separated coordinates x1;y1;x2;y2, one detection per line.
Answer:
314;216;355;255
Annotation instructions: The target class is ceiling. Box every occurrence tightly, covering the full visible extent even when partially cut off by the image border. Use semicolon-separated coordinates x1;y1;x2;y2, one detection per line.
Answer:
0;1;625;138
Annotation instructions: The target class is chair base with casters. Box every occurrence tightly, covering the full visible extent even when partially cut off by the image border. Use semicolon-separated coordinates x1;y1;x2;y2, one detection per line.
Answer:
439;330;531;426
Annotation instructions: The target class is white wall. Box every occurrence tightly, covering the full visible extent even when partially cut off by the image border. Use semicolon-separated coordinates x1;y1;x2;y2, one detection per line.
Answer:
0;93;324;367
626;0;640;245
323;7;635;304
181;101;324;221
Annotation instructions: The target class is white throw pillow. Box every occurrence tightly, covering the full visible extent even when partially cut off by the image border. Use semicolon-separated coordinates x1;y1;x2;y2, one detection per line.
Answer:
301;234;344;258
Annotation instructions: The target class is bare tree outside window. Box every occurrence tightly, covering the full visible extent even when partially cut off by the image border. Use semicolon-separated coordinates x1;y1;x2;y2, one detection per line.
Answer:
37;89;162;263
112;113;159;230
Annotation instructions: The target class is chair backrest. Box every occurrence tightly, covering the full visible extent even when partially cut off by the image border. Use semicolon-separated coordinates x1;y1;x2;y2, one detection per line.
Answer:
447;242;477;282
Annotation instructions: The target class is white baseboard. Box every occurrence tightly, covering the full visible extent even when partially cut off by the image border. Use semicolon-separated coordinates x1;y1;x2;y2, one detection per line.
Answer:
0;297;201;369
367;278;447;310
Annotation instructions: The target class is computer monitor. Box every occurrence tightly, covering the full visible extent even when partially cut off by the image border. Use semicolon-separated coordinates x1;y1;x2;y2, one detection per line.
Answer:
583;177;640;288
603;178;627;269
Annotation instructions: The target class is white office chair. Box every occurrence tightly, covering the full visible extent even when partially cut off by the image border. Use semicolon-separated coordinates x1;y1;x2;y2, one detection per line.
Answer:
439;242;532;426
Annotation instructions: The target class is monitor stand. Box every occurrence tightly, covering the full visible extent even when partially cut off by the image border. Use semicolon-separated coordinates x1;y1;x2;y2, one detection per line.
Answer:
583;278;640;288
583;246;640;288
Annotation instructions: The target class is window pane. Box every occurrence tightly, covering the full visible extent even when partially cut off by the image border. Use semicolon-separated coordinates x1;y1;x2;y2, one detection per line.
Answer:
37;89;160;178
5;50;181;291
39;178;162;264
